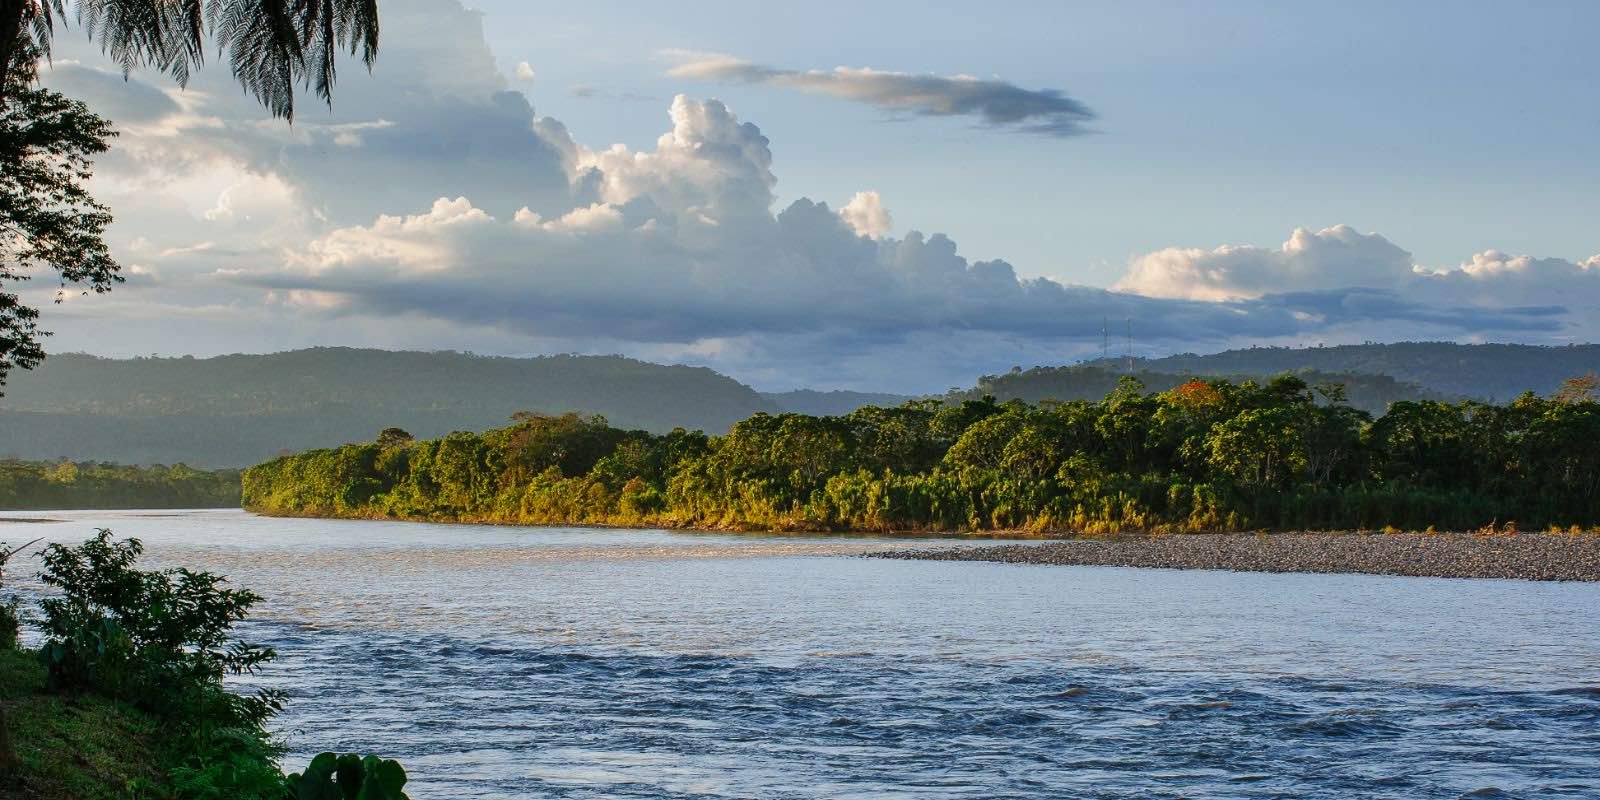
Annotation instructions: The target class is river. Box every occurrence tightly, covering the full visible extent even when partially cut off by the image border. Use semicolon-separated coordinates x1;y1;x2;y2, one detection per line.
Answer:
3;509;1597;799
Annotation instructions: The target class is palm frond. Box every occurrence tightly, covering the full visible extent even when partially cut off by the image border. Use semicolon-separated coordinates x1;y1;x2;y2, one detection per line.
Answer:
3;0;380;120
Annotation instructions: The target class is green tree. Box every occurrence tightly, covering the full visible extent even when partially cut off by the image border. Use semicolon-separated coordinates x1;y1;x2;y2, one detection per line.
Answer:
0;53;118;390
0;0;382;392
242;371;1600;533
1206;406;1309;489
376;427;415;449
1553;373;1599;404
844;403;944;475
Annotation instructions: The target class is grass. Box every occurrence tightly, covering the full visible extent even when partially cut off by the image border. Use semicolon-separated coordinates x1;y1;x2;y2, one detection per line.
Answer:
0;648;167;799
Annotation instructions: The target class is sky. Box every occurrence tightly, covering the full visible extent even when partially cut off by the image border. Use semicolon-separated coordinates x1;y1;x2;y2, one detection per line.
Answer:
23;0;1600;392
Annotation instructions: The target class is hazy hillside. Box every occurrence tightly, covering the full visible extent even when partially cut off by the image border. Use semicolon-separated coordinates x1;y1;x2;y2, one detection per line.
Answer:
4;342;1584;468
1121;343;1599;401
948;365;1441;415
0;349;777;467
761;389;918;416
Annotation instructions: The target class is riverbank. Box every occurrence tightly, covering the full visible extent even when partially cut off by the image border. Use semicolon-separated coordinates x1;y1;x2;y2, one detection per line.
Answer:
0;460;241;512
869;532;1600;581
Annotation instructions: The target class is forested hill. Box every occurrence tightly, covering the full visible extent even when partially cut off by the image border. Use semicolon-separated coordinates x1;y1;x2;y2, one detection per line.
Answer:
1118;343;1600;401
947;365;1441;415
0;349;777;467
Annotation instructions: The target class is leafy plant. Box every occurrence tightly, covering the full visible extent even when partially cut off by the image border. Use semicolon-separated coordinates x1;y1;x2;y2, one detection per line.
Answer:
0;49;120;393
5;530;419;797
36;530;281;732
284;753;411;800
0;601;16;651
169;726;290;800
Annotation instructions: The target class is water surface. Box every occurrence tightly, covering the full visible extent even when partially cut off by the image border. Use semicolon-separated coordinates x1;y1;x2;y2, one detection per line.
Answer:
3;510;1597;799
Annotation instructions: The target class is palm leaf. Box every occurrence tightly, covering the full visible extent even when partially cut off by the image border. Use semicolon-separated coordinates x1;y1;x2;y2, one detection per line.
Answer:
2;0;381;120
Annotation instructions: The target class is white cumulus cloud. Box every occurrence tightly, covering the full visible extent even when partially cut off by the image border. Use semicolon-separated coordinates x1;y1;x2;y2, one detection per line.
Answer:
1114;225;1414;301
840;191;892;239
23;0;1599;391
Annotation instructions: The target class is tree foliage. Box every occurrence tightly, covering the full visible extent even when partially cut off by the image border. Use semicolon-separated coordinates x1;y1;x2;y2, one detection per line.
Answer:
35;530;287;797
0;53;119;391
0;2;383;393
8;529;415;797
0;459;240;509
244;375;1600;533
950;363;1442;415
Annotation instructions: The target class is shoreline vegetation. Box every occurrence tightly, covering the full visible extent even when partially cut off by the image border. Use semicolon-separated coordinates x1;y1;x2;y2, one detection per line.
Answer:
243;374;1600;536
0;460;240;511
0;532;412;799
870;532;1600;582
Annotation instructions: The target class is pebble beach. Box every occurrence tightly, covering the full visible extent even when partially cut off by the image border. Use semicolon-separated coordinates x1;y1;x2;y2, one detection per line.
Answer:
870;532;1600;582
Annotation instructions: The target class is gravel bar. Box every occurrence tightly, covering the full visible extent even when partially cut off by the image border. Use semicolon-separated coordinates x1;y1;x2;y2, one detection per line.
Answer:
868;533;1600;582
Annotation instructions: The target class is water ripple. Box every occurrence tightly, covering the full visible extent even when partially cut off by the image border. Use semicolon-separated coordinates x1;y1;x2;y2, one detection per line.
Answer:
4;510;1597;798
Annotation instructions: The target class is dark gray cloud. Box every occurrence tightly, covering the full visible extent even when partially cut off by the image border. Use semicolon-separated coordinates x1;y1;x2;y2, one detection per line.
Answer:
667;54;1095;137
40;63;181;123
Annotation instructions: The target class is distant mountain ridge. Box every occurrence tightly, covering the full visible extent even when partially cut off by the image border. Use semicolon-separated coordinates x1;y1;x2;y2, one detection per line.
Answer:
1116;342;1600;401
0;348;778;467
1;342;1589;469
946;365;1443;415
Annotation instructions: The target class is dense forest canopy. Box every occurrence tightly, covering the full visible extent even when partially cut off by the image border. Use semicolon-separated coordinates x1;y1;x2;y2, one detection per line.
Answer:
0;460;239;510
1121;342;1600;401
244;374;1600;534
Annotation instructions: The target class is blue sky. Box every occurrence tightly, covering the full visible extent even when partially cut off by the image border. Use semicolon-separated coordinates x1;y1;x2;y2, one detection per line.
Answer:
472;0;1600;280
23;0;1600;391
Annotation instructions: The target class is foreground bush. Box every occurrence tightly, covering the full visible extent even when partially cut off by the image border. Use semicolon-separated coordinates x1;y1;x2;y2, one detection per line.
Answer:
0;531;413;799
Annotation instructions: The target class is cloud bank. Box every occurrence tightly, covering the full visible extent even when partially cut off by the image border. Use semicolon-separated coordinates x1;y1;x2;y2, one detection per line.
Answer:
666;53;1096;137
24;0;1599;392
1115;224;1597;329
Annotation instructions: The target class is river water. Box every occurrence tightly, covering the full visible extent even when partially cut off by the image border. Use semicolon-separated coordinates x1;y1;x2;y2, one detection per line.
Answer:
2;509;1597;799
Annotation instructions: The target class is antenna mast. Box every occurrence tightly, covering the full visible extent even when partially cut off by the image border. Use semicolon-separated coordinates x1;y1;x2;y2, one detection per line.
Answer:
1124;318;1133;373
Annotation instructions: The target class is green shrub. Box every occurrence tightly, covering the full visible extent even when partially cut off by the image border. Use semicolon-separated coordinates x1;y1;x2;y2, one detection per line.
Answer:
0;602;17;650
37;530;279;716
11;530;417;799
169;726;289;800
35;528;286;792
